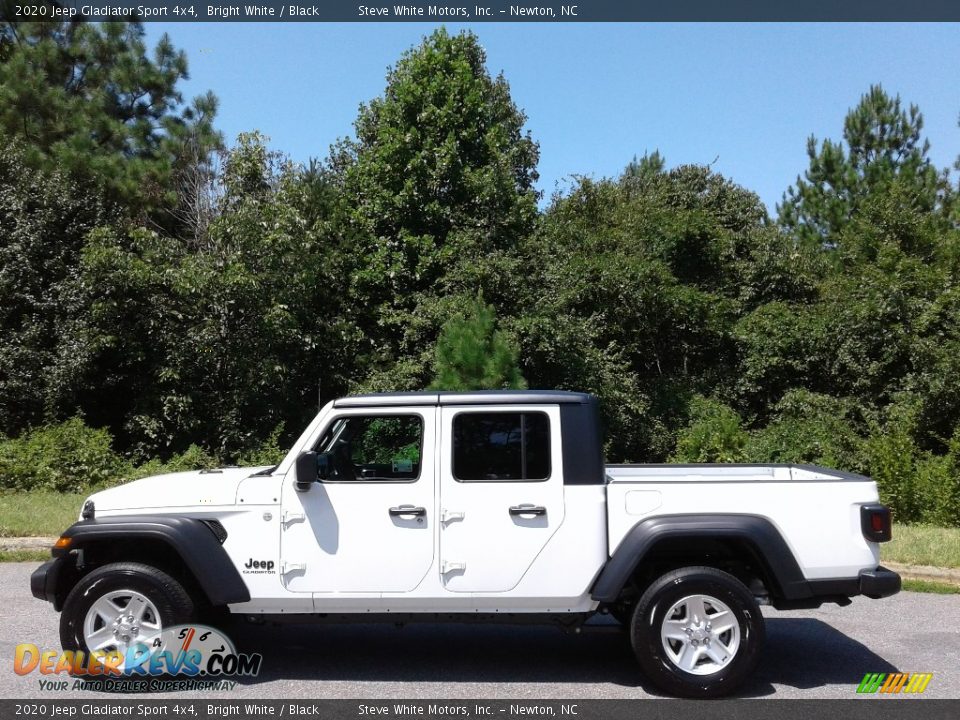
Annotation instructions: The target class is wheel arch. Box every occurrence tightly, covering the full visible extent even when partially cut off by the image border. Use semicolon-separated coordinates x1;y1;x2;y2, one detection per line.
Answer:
52;516;249;609
591;514;811;603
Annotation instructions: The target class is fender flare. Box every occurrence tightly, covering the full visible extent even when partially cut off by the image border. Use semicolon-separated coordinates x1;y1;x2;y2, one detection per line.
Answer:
59;515;250;606
590;514;811;603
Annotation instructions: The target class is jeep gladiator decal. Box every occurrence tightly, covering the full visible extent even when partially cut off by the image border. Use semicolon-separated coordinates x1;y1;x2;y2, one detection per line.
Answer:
243;559;276;574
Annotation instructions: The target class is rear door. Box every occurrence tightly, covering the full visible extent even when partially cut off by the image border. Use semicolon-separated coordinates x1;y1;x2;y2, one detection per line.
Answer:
438;404;565;592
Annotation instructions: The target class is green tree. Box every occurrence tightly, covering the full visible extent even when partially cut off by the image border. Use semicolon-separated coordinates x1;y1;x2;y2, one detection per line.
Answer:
333;28;539;386
918;428;960;527
745;390;865;472
0;141;109;434
779;85;946;247
863;399;923;522
430;299;526;391
523;163;770;461
732;302;828;420
73;134;358;457
0;417;130;492
909;282;960;453
672;396;748;463
0;19;221;220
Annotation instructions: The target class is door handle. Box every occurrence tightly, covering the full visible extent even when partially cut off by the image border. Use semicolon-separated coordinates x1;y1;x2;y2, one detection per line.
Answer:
509;504;547;516
389;505;426;517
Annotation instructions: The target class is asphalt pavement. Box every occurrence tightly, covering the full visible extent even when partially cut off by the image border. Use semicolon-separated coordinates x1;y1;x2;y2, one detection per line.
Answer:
2;562;957;699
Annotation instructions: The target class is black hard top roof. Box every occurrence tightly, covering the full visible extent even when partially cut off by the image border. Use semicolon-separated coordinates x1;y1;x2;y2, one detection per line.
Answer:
333;390;594;408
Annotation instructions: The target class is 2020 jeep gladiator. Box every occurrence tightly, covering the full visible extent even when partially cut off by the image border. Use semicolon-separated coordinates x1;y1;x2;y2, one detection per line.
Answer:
32;390;900;697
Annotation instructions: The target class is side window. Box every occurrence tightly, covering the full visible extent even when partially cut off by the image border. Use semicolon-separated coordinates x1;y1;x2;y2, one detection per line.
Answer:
316;415;423;482
453;412;550;482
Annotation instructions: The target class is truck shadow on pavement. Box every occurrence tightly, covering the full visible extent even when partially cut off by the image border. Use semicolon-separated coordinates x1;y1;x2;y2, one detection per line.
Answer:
740;617;899;697
212;616;897;697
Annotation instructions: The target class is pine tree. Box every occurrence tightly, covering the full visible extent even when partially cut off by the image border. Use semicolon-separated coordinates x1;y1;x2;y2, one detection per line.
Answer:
430;299;526;391
778;85;944;247
0;19;221;220
622;150;666;182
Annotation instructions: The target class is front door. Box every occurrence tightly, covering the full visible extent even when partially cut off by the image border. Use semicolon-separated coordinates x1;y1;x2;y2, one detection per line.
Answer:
280;408;436;593
438;405;565;592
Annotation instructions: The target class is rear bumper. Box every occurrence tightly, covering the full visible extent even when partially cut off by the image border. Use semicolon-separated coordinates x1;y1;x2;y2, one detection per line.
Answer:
775;565;900;609
859;565;901;599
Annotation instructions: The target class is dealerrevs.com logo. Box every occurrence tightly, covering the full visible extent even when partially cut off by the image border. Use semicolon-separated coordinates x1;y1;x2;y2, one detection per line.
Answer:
14;624;262;692
857;672;933;694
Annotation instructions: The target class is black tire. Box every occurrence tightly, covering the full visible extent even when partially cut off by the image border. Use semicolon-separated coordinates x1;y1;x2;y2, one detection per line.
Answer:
629;566;764;698
60;562;195;657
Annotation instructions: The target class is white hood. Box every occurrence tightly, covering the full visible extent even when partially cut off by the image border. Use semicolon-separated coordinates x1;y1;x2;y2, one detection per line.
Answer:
86;466;270;513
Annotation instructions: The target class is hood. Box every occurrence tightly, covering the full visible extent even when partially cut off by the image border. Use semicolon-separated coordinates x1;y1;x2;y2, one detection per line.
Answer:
86;466;271;513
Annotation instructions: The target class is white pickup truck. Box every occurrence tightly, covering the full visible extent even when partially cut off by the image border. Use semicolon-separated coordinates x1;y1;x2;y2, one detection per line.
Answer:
32;390;899;697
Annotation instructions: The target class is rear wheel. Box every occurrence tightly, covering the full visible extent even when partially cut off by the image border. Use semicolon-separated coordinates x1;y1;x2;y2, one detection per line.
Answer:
60;562;195;661
629;566;764;698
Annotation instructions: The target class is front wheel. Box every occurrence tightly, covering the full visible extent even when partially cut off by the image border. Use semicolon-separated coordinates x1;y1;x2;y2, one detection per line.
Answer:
629;566;764;698
60;562;195;661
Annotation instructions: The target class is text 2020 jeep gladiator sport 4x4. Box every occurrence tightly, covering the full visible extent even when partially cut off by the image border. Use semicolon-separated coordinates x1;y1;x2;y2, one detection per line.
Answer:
32;390;900;697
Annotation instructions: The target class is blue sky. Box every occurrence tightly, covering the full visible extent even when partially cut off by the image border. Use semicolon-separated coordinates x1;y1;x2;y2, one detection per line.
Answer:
146;23;960;212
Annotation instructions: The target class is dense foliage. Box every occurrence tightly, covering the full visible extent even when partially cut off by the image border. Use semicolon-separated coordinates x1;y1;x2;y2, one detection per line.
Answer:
0;20;221;224
1;23;959;524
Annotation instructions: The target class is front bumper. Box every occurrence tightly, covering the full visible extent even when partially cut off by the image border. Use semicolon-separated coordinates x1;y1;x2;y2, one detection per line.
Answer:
859;565;901;599
30;557;66;605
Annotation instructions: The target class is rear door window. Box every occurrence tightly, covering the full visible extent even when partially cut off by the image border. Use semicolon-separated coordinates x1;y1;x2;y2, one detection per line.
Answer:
452;412;550;482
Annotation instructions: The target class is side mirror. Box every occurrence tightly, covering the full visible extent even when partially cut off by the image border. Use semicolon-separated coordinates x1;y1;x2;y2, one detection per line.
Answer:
294;452;317;492
294;450;333;492
316;451;332;480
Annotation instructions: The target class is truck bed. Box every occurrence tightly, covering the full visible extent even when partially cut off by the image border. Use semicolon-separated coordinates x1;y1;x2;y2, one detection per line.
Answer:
602;462;880;580
606;463;868;483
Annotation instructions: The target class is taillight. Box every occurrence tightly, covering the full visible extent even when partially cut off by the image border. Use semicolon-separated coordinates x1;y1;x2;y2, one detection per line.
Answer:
861;504;892;543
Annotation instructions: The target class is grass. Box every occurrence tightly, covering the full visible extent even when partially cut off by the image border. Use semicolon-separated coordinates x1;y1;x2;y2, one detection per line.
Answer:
0;491;85;538
883;524;960;569
0;549;48;563
902;578;960;594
